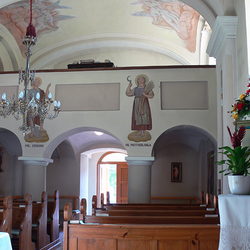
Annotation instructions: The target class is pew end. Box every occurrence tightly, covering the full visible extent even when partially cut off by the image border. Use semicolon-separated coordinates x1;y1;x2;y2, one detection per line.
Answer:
0;195;13;236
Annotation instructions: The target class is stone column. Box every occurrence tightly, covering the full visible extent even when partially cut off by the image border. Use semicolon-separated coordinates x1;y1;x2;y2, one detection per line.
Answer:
18;157;53;201
125;156;154;203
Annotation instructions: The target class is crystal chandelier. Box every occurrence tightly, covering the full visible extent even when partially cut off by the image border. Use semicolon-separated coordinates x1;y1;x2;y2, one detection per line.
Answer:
0;0;60;133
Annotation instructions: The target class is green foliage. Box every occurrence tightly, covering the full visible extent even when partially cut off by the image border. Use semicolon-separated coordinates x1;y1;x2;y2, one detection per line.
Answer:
215;145;250;176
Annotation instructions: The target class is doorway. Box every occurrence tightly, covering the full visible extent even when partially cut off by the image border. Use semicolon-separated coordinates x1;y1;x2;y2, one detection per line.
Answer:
98;152;128;204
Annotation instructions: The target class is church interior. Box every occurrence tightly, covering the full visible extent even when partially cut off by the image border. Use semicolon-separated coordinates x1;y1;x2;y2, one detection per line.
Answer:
0;0;250;249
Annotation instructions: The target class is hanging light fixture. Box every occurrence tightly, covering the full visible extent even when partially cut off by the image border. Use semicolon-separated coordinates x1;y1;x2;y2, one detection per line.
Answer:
0;0;60;133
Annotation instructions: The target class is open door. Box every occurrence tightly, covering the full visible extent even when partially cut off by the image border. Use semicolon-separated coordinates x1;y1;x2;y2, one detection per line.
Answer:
117;163;128;203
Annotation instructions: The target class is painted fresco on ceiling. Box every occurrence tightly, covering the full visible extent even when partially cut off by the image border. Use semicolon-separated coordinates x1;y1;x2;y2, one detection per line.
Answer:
126;74;155;142
131;0;200;53
0;0;74;56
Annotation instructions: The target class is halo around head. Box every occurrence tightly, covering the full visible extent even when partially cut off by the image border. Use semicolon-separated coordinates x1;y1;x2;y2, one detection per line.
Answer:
135;74;149;85
32;77;42;87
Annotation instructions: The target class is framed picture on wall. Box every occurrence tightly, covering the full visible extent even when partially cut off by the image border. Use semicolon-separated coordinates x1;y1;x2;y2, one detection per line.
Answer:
171;162;182;182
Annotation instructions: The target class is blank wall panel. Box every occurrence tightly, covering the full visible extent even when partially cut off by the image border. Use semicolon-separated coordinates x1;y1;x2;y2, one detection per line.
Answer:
55;83;120;111
161;81;208;110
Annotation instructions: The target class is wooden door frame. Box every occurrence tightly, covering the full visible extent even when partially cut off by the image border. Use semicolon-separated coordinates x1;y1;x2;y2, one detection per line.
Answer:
97;151;128;206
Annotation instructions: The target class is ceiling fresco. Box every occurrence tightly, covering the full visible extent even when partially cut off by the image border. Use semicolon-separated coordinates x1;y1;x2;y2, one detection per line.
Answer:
0;0;210;69
131;0;200;52
0;0;74;56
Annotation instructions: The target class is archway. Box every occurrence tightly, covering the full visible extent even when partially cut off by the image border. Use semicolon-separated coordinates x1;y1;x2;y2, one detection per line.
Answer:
0;128;22;196
151;125;217;200
45;127;126;214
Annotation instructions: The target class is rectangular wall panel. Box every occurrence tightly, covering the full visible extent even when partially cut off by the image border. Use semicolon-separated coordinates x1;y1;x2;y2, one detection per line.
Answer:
55;83;120;111
161;81;208;110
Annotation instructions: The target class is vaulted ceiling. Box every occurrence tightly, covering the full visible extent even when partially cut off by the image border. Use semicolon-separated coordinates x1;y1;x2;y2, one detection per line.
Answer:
0;0;231;155
0;0;223;71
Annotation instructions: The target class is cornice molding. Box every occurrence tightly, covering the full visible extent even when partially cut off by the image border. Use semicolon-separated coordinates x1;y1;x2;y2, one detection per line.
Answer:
125;157;155;166
18;156;53;166
207;16;238;58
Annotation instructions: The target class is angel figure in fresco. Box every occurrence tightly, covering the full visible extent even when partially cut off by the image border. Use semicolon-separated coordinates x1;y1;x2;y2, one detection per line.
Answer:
24;77;51;143
126;74;155;142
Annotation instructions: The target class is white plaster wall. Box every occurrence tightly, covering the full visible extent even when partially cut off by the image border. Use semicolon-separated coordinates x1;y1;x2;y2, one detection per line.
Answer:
46;140;80;209
151;144;199;198
80;154;89;213
87;152;103;215
235;1;249;96
0;67;217;159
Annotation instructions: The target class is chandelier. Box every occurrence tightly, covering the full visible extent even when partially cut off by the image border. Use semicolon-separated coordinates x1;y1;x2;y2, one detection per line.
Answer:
0;0;60;134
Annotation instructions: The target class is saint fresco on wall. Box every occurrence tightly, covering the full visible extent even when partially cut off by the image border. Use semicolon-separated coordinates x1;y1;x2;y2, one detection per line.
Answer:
126;74;154;142
131;0;200;53
24;77;51;143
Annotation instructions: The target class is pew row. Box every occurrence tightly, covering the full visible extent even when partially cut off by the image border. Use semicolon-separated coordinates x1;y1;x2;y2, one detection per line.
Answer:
0;195;13;236
104;191;204;206
11;193;36;250
47;190;61;249
95;208;218;217
64;202;220;250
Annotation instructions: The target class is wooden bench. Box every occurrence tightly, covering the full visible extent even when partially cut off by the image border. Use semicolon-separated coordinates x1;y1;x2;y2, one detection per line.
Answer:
84;214;219;225
31;191;50;250
104;191;203;205
47;189;60;246
0;195;13;236
95;208;218;217
0;195;24;202
63;202;220;250
48;195;80;221
11;193;36;250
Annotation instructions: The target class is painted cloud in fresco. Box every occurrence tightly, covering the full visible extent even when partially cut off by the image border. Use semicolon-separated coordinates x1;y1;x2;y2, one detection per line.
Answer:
0;0;74;56
131;0;200;53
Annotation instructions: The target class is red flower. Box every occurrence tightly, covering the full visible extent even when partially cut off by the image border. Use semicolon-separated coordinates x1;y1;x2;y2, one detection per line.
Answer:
227;121;246;148
237;102;245;110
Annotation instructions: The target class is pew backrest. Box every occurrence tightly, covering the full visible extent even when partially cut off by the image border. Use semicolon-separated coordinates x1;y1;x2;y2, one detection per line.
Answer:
0;196;12;236
12;193;35;250
48;189;60;242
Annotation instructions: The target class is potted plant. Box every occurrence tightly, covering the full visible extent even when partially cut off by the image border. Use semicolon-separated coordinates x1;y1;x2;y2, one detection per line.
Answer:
215;121;250;194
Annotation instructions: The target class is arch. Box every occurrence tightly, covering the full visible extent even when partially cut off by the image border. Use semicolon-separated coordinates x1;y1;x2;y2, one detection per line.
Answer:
44;127;125;159
152;125;217;156
151;125;217;197
0;128;22;156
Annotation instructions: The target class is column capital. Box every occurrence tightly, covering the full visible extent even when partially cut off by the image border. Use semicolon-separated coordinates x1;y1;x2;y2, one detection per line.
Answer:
207;16;238;58
18;156;53;167
125;156;155;166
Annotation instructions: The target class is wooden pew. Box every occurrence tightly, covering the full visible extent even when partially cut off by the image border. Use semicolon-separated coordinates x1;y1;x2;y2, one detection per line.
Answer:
0;195;23;202
47;189;60;247
79;198;86;221
11;193;36;250
104;191;203;205
84;214;219;225
0;195;13;236
31;191;50;250
64;203;220;250
95;208;218;217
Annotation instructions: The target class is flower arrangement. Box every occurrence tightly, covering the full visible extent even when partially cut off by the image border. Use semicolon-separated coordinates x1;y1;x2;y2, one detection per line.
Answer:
230;80;250;120
216;122;250;176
